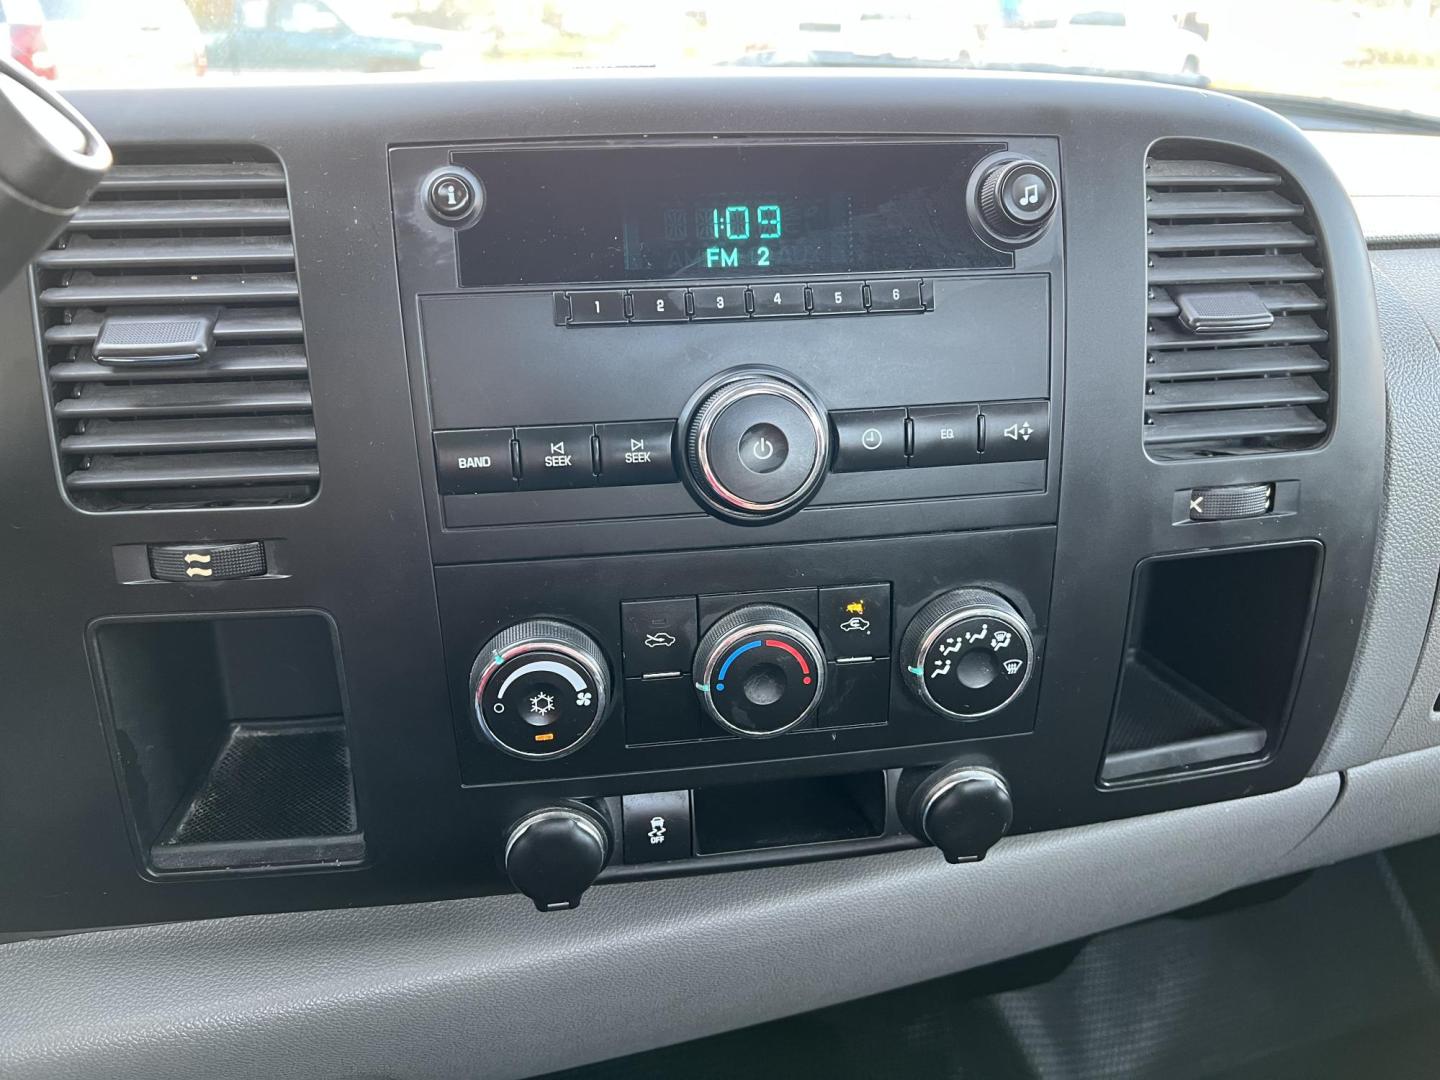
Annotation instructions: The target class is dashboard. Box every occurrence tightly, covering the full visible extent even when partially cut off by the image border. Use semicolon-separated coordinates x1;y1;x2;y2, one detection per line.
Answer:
2;69;1440;1080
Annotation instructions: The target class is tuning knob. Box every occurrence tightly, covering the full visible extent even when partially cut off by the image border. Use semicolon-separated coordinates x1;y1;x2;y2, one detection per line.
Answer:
681;369;830;524
470;620;612;760
693;604;827;737
974;157;1057;247
901;589;1035;720
504;803;611;911
900;764;1013;863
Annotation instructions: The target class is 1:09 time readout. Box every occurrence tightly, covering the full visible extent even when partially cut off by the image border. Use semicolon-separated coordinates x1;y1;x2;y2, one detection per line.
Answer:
622;196;848;277
699;203;782;269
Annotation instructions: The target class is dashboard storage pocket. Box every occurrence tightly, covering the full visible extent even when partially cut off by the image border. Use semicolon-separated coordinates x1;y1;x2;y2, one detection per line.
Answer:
693;772;886;855
1101;543;1321;783
91;613;364;873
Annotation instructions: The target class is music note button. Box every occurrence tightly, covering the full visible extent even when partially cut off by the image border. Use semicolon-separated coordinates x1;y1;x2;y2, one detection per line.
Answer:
1002;165;1055;224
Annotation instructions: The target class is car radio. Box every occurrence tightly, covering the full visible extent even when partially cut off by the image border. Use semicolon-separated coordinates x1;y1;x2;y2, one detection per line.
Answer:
384;134;1064;810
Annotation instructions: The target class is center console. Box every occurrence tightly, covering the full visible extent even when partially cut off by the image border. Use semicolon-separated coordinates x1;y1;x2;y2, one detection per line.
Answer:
0;74;1384;931
382;116;1375;911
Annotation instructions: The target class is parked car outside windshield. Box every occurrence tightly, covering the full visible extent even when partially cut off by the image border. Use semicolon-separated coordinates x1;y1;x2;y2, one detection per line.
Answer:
4;0;1438;121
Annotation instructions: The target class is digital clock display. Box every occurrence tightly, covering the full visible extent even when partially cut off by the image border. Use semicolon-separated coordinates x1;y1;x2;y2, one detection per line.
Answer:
622;195;851;278
454;141;1010;288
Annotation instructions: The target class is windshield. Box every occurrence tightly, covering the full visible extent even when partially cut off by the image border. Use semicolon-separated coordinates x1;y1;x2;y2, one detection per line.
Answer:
5;0;1437;121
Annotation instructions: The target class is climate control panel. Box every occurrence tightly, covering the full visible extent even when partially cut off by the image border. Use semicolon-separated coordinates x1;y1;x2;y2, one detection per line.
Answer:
438;527;1054;787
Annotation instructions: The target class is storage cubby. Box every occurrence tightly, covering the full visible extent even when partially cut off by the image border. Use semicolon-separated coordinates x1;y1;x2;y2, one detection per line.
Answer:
1102;543;1321;783
693;772;886;854
92;613;364;873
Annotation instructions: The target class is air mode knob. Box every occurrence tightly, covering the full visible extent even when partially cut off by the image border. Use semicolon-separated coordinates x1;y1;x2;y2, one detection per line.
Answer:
681;370;830;524
693;604;827;736
470;620;612;760
974;157;1057;246
901;589;1035;720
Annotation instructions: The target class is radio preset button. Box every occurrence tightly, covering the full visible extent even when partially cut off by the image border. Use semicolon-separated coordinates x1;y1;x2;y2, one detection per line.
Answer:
691;285;750;319
597;420;676;486
867;279;924;312
910;404;980;468
980;401;1050;462
516;424;596;489
751;283;808;317
809;281;866;315
434;428;515;494
629;288;688;323
832;407;907;472
568;290;628;325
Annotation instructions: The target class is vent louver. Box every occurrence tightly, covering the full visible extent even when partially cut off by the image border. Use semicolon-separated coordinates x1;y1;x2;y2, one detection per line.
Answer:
35;148;318;509
1144;145;1331;459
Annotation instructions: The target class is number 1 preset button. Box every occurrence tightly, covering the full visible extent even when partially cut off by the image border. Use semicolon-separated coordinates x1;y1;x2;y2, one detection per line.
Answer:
751;282;808;317
568;289;628;325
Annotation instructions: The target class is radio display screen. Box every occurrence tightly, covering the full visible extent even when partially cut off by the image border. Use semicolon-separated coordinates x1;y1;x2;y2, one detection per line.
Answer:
453;141;1011;287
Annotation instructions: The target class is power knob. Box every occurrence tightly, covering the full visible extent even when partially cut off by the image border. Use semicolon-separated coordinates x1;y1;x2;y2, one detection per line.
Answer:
973;157;1057;247
681;369;830;524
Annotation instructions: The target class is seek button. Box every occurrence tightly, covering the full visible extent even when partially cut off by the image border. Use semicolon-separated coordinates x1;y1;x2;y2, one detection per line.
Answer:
598;421;677;486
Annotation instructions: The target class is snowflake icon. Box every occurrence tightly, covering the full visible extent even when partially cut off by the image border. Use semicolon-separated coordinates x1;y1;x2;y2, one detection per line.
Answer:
529;692;556;716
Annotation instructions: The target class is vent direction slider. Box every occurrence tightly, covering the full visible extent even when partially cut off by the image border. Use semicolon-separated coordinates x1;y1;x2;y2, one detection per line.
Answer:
1173;288;1275;336
93;310;217;365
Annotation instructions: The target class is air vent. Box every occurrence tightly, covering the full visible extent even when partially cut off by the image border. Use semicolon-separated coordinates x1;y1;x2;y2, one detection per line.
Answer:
1144;144;1331;459
35;148;317;509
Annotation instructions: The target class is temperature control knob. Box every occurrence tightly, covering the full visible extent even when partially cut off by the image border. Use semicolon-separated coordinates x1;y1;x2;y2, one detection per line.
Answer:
471;620;611;760
682;370;830;524
974;157;1057;247
693;604;827;737
901;589;1035;720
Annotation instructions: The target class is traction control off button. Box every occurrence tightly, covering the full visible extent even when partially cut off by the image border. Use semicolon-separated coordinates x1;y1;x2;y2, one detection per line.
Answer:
622;790;693;863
